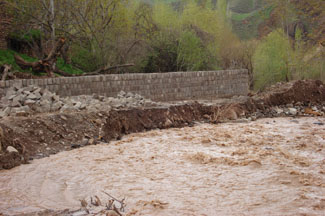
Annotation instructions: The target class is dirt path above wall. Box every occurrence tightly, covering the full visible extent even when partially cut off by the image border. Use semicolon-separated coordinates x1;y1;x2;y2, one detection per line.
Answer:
0;80;324;170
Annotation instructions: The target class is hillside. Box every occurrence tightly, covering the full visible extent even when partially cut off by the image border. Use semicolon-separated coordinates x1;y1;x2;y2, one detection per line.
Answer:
140;0;269;39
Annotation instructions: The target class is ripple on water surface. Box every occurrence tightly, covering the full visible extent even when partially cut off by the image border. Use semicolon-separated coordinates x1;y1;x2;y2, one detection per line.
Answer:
0;117;325;215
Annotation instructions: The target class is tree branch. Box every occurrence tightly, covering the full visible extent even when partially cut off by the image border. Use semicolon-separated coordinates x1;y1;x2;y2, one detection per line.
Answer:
85;64;135;75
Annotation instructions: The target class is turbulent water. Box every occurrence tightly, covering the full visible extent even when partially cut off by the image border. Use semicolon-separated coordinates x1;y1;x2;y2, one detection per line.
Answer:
0;117;324;215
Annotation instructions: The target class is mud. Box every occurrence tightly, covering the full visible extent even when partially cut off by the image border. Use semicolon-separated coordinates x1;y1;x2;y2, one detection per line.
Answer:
0;80;324;215
0;80;325;170
257;80;325;105
0;117;324;215
0;112;104;169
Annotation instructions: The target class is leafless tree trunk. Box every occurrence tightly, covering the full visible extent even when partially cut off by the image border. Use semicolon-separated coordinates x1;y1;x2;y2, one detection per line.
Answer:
49;0;55;48
14;38;68;77
1;64;12;81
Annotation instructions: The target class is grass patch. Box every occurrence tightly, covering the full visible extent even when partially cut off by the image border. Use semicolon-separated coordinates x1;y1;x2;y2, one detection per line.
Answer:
56;58;83;75
0;49;36;72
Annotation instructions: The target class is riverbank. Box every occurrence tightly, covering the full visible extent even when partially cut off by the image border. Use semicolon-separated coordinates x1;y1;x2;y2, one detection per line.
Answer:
0;80;324;170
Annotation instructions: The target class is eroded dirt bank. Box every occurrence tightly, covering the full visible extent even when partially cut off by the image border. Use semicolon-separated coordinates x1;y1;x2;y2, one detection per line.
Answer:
0;104;220;170
0;80;325;170
0;117;324;215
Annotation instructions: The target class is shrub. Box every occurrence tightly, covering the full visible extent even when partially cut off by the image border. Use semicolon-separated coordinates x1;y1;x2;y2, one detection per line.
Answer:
177;31;209;71
253;30;292;90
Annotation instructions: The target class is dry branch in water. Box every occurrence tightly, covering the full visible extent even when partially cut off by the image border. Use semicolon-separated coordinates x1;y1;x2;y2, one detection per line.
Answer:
78;192;126;215
102;191;126;212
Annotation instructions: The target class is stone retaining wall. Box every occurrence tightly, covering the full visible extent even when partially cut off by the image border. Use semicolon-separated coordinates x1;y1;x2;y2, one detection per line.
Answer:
0;70;248;101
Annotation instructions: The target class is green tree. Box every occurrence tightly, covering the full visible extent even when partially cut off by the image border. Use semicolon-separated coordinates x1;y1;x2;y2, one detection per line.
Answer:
217;0;228;21
177;31;209;71
253;29;292;90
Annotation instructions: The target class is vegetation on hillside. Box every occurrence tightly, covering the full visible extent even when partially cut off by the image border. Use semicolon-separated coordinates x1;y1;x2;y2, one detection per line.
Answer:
0;0;324;90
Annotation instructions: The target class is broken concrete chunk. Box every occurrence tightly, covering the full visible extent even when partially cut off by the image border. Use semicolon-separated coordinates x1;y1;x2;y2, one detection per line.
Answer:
33;88;41;94
11;99;21;107
51;101;63;111
11;106;31;116
126;92;134;98
24;99;36;105
12;83;22;90
92;94;100;100
6;87;16;96
52;95;60;102
60;104;75;112
117;91;126;98
73;102;82;109
60;115;67;121
288;108;297;115
34;92;42;100
42;92;53;101
27;93;38;100
274;107;284;114
6;146;18;153
40;100;51;112
23;91;31;95
80;103;87;110
12;95;21;103
17;88;25;94
0;108;10;118
7;94;16;100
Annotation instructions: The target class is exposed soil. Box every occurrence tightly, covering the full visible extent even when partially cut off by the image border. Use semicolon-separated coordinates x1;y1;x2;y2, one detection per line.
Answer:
0;80;324;170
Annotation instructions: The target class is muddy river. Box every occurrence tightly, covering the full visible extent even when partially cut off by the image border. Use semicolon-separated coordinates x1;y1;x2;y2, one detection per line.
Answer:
0;117;324;215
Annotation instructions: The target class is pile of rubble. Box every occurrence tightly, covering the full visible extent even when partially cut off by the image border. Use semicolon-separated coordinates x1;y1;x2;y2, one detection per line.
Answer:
1;79;324;119
248;103;325;120
0;85;63;117
66;90;162;113
245;79;325;119
0;85;162;118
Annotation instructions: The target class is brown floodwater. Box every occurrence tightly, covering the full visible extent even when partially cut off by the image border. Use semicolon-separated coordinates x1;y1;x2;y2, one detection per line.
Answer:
0;117;325;215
